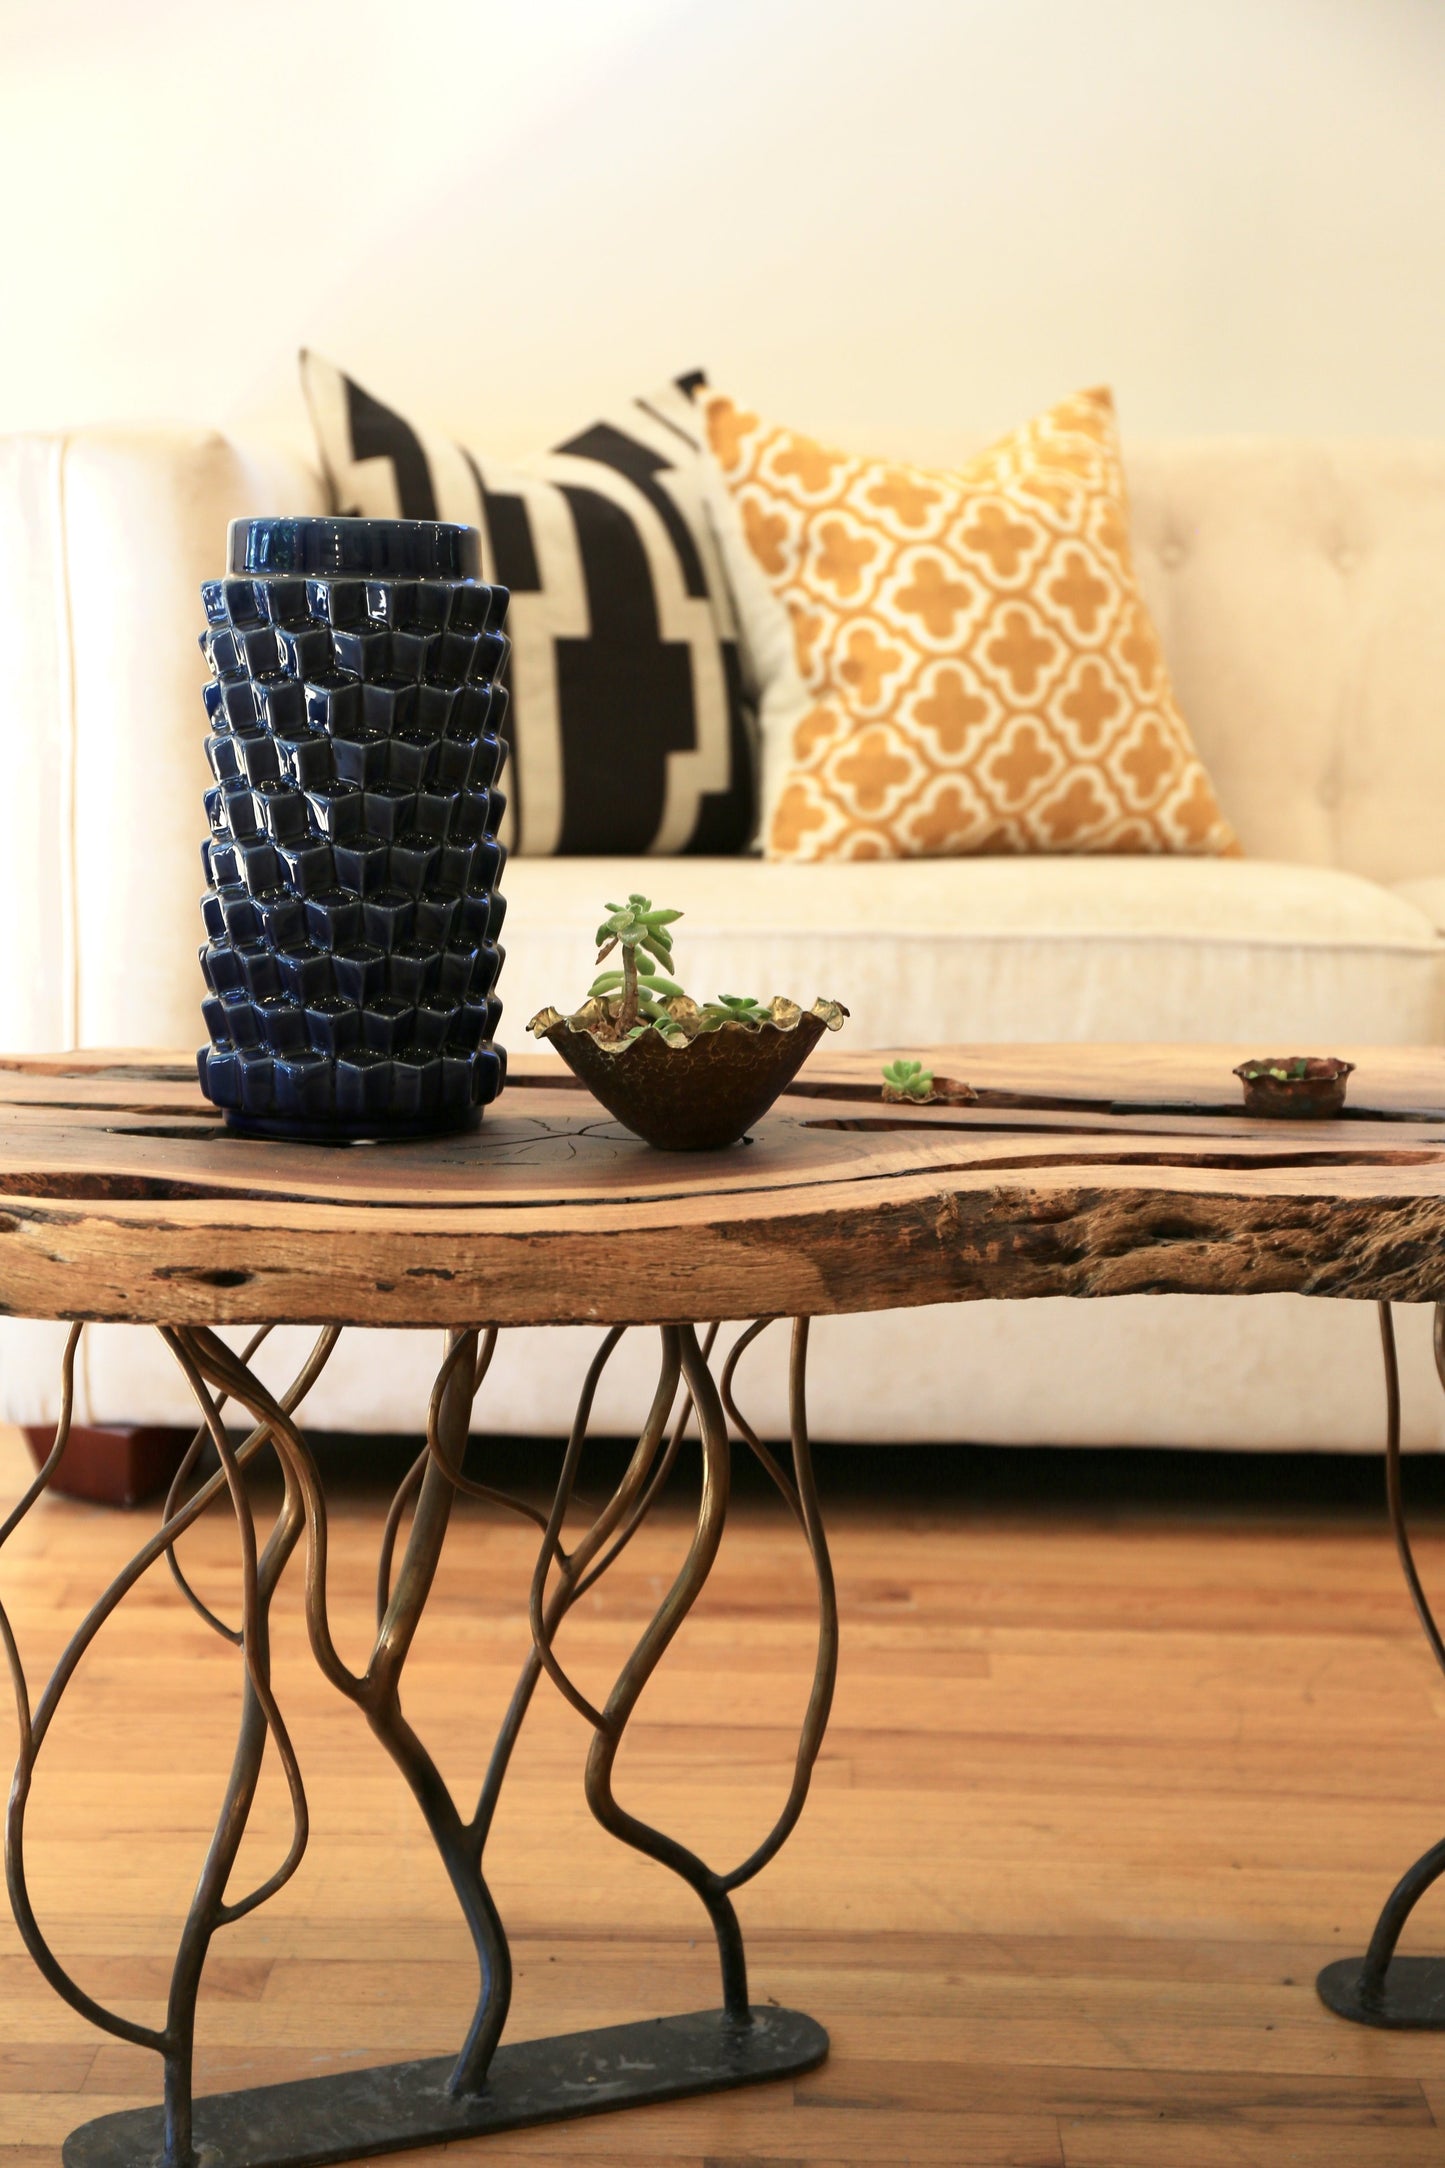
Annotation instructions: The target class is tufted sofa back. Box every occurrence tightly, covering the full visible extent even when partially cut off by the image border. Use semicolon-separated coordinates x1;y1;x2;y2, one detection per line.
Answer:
1;425;1443;1055
1124;441;1445;884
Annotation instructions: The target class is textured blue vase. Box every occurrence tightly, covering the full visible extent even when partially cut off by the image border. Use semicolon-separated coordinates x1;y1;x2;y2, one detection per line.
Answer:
195;516;509;1139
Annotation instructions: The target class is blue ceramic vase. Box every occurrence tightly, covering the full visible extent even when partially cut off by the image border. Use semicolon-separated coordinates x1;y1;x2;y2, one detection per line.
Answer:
195;516;509;1139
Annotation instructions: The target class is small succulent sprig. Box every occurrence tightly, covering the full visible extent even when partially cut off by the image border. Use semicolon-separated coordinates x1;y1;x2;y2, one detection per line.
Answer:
705;994;772;1026
881;1057;935;1102
580;898;774;1043
1251;1058;1313;1082
880;1056;978;1108
527;898;848;1056
588;897;684;1034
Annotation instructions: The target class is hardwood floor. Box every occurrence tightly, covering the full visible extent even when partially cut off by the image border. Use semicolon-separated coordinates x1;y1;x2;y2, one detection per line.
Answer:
3;1421;1445;2165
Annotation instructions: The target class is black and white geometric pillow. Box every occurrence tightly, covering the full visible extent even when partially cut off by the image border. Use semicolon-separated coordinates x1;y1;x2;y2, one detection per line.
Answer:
300;353;755;856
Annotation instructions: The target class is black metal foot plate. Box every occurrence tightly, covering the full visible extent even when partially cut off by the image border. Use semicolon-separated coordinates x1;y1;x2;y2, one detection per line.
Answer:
61;2006;828;2168
1318;1955;1445;2027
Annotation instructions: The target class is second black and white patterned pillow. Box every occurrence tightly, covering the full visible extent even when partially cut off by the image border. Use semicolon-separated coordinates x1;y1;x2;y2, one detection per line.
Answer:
301;353;755;857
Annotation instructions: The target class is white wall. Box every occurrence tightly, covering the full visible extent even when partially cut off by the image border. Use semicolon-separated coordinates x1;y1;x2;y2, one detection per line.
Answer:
1;0;1442;462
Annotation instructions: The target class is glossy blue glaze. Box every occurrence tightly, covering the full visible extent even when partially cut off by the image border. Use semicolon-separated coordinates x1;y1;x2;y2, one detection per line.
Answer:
229;515;484;582
197;517;509;1140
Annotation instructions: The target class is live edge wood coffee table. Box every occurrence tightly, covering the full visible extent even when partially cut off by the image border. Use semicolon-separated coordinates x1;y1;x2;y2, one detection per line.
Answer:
7;1042;1445;2168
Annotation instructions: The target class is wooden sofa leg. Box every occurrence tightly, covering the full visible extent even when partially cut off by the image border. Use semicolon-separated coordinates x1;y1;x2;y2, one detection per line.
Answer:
22;1424;192;1508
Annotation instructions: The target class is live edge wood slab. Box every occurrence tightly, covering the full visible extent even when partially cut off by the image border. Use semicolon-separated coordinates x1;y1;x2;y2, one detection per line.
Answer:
5;1043;1445;1328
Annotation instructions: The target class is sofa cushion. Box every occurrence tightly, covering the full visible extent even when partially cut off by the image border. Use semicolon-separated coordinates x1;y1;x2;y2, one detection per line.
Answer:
701;384;1237;863
301;353;755;858
500;855;1443;1047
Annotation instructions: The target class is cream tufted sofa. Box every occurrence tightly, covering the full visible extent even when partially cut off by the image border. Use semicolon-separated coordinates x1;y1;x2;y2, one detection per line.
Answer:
4;426;1445;1450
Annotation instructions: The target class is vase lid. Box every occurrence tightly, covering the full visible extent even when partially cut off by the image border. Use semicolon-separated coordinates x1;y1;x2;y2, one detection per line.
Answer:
228;516;481;580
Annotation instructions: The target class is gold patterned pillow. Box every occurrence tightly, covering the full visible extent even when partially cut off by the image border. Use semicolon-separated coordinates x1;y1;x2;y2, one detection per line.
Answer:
702;386;1237;861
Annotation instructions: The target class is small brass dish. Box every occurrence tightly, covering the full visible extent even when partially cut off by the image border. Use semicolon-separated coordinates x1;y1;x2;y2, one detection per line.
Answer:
530;998;848;1150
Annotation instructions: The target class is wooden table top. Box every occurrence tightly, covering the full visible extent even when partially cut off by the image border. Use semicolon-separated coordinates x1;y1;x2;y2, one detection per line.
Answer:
3;1045;1445;1327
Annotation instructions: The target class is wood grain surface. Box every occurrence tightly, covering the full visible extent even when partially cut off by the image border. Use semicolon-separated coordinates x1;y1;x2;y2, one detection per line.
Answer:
4;1047;1445;1325
2;1426;1444;2167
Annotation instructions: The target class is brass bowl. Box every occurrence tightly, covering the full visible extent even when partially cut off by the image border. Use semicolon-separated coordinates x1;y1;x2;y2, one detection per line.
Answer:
531;1001;846;1150
1234;1055;1355;1119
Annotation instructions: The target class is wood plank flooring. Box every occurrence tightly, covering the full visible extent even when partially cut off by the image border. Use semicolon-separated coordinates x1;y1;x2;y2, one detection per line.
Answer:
2;1421;1445;2165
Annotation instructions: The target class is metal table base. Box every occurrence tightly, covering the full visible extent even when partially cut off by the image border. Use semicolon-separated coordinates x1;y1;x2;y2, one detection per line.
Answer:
2;1316;836;2168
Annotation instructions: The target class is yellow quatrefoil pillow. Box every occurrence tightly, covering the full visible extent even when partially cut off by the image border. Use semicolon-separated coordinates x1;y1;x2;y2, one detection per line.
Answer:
702;386;1237;861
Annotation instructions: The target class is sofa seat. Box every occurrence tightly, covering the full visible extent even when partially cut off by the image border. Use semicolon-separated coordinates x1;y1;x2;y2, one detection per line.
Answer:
502;854;1445;1049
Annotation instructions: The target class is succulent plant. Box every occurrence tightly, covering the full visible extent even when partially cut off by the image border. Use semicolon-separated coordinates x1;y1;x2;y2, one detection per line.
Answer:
881;1057;935;1102
1235;1056;1345;1085
588;896;685;1034
878;1057;979;1108
702;995;773;1027
539;898;785;1046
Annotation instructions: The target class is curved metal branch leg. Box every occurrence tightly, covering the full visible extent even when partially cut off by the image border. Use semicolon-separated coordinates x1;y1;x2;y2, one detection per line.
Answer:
717;1318;840;1895
583;1322;749;2013
530;1318;838;2032
2;1323;335;2168
1319;1300;1445;2026
163;1323;278;1646
173;1327;511;2096
158;1329;315;2165
359;1331;513;2094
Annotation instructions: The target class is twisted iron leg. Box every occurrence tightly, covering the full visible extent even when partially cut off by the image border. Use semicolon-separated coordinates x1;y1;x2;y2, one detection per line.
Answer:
582;1323;749;2014
169;1325;518;2096
529;1318;839;2026
360;1334;515;2092
1;1323;336;2168
1319;1300;1445;2025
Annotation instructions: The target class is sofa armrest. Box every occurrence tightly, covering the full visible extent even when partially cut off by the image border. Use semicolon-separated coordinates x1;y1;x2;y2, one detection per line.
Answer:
0;429;325;1053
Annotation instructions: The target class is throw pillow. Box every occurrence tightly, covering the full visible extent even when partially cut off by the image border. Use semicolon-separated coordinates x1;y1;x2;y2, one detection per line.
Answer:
301;353;754;855
701;385;1237;862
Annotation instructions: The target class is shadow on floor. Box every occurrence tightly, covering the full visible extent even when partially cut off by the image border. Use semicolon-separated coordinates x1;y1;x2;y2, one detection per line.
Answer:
296;1430;1445;1525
